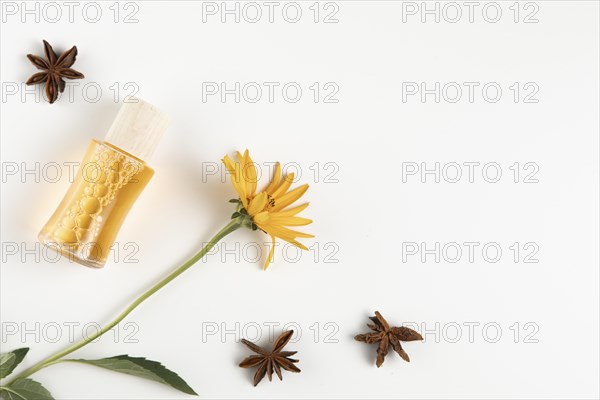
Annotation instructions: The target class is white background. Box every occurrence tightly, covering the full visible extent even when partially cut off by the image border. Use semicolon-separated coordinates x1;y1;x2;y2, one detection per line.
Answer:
1;1;599;399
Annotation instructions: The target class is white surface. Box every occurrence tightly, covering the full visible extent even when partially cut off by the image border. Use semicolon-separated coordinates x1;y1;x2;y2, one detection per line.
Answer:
1;1;599;399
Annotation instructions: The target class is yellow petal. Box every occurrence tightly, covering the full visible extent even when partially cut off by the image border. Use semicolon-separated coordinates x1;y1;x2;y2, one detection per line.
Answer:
264;235;276;270
271;184;308;212
222;155;247;207
247;192;268;216
268;216;312;226
245;159;257;198
264;162;281;195
271;173;295;199
260;224;314;239
234;150;257;199
253;211;270;224
260;226;310;250
235;150;245;164
272;203;310;217
222;155;237;179
286;238;309;251
237;150;257;198
235;151;246;185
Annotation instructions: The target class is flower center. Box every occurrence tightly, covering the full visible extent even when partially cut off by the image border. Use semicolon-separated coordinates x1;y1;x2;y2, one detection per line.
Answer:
266;195;275;210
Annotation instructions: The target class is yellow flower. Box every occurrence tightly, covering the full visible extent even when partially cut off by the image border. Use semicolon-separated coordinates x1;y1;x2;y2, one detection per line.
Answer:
222;150;313;270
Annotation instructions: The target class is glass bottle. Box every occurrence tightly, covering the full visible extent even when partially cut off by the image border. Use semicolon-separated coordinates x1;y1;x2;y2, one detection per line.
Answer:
38;98;169;268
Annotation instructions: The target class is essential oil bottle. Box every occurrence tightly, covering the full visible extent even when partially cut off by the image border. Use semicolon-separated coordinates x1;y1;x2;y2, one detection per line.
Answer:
38;98;169;268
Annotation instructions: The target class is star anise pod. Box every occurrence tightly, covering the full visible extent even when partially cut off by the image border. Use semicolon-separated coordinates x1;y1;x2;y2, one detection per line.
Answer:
355;311;423;367
239;330;301;386
26;40;84;104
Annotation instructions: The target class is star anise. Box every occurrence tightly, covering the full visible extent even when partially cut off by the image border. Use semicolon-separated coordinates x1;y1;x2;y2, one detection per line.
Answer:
355;311;423;367
26;40;84;104
239;330;301;386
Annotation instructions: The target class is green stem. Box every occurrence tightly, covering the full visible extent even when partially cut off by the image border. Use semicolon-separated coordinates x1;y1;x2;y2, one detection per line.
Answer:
6;219;241;385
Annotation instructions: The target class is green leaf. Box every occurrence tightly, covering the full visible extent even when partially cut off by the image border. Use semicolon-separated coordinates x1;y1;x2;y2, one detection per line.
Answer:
0;348;29;379
0;378;54;400
231;212;241;219
68;355;197;395
228;198;240;203
0;354;15;380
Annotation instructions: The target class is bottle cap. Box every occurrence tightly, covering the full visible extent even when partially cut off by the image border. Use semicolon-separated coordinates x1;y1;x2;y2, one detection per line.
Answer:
104;97;169;161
